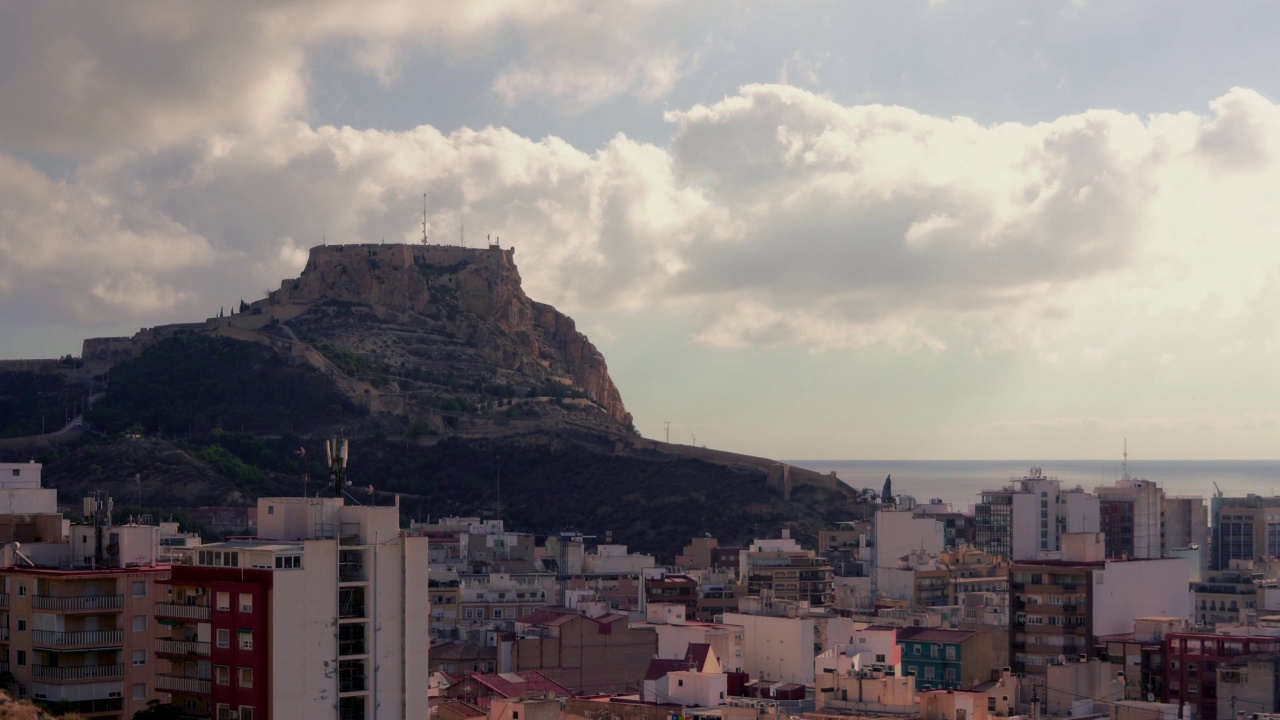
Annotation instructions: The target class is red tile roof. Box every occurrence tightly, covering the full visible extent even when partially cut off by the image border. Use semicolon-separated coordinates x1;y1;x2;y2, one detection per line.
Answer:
458;670;572;699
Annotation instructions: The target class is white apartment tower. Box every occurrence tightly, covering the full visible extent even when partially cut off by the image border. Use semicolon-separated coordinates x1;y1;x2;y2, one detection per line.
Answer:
161;496;430;720
975;468;1100;562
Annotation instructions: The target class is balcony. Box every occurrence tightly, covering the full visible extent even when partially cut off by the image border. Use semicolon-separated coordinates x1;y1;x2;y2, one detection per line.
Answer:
156;674;212;695
156;603;212;621
0;628;7;641
32;595;123;612
32;629;123;648
32;664;124;682
0;592;8;607
64;698;124;715
157;638;211;657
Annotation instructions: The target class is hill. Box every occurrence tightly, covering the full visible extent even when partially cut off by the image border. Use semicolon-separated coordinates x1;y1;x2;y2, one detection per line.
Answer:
0;243;861;559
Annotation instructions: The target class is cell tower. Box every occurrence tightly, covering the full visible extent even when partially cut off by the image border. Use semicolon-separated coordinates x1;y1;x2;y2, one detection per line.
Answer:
427;193;437;243
326;433;350;498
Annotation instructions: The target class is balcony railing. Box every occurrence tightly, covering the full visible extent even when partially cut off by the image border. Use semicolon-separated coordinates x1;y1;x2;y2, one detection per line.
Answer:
156;674;212;695
157;638;211;657
54;698;126;715
0;593;8;607
32;664;124;681
32;629;123;648
156;603;212;621
0;627;7;641
32;595;123;612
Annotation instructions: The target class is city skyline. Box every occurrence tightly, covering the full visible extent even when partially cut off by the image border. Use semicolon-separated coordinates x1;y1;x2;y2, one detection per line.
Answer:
3;2;1280;460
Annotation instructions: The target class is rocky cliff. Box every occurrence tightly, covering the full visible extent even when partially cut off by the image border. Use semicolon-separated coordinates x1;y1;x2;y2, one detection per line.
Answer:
267;243;630;426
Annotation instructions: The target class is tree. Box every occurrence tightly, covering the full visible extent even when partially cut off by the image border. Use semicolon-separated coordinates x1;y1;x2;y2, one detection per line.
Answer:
882;474;894;506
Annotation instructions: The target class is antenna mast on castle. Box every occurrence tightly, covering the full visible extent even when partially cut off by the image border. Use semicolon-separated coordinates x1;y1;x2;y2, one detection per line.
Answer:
1122;438;1129;482
422;193;428;245
461;223;465;248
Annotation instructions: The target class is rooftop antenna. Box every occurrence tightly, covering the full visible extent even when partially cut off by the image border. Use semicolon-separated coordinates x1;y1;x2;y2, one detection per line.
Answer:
295;446;308;497
461;223;465;248
422;193;428;245
1122;439;1129;482
326;432;350;498
664;421;670;444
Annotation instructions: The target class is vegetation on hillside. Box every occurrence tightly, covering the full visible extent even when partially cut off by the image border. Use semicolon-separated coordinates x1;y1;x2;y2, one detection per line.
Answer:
0;369;89;438
85;335;364;436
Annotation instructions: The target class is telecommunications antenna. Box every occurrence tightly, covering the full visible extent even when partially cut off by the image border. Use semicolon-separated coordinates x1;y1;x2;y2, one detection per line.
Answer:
422;193;428;244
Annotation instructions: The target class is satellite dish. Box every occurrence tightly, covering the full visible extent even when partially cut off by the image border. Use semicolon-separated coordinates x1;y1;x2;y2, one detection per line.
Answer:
1147;693;1155;702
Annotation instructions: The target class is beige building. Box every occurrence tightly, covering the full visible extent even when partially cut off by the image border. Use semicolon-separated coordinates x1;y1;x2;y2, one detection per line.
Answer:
0;465;169;720
740;530;834;607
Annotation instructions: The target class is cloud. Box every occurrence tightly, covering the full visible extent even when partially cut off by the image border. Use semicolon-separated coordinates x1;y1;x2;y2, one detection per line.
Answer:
4;82;1280;358
0;1;689;156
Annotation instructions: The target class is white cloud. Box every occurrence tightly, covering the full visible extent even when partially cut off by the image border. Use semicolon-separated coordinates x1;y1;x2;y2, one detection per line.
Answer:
0;1;689;156
4;82;1280;364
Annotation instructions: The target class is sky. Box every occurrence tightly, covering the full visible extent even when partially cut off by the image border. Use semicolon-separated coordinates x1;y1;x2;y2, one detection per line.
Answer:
2;1;1280;461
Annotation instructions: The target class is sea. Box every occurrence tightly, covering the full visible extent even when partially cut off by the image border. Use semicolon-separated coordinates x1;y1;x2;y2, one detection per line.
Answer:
785;459;1280;512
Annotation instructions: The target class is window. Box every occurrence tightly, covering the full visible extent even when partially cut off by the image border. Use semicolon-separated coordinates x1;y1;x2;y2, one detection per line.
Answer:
132;581;147;597
16;618;25;632
133;649;147;666
217;629;230;648
239;630;253;650
678;680;684;687
465;609;474;619
946;646;957;661
216;704;231;720
216;666;231;686
239;667;253;688
217;592;230;611
132;683;147;700
133;615;147;632
268;505;274;515
925;667;935;680
240;593;253;613
275;555;301;569
17;584;25;597
239;708;255;720
876;654;886;662
16;650;25;666
10;469;17;476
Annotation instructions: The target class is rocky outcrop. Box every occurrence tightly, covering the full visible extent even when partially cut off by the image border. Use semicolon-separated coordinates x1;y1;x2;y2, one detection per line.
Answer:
264;243;632;427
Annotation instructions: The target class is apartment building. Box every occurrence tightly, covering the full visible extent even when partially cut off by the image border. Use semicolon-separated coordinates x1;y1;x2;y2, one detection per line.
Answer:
503;604;658;694
1095;476;1163;560
740;530;834;607
914;500;976;550
458;572;551;633
911;545;1009;608
1163;629;1280;720
633;602;745;674
897;627;1006;691
1193;560;1280;627
1211;495;1280;571
1162;496;1209;563
0;463;169;720
643;571;699;617
975;468;1100;561
1010;534;1190;684
156;496;430;720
